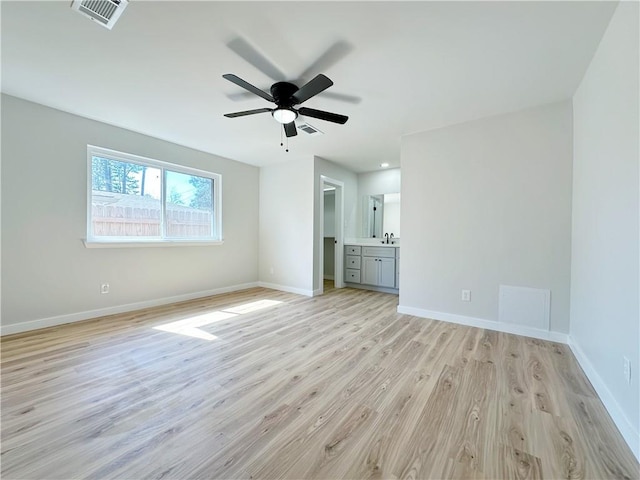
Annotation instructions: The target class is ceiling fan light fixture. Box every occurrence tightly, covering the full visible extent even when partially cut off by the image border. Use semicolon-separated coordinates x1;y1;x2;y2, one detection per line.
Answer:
272;108;297;124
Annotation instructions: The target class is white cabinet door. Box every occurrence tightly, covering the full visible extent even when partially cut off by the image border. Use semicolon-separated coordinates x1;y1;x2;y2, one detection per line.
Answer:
361;256;379;286
379;258;396;288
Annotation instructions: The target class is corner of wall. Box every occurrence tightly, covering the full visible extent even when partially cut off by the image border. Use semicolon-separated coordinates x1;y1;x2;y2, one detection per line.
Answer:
568;337;640;460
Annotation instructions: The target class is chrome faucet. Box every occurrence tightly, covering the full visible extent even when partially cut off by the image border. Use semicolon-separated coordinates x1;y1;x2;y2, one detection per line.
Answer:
384;233;389;244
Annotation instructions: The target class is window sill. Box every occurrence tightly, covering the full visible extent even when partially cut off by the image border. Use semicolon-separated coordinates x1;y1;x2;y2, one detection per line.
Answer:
83;239;224;248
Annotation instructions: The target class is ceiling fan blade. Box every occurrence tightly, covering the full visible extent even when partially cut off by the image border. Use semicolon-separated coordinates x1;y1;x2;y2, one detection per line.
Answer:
319;91;362;105
292;74;333;104
283;122;297;138
226;37;287;82
223;74;274;102
297;40;353;81
224;108;272;118
226;91;259;102
298;107;348;125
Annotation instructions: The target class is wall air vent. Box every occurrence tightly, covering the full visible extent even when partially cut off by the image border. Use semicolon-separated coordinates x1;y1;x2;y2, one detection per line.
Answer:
297;122;324;136
71;0;129;30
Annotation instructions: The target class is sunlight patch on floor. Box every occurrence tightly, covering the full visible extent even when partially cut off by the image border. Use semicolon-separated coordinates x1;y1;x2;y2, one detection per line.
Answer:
223;299;283;314
152;299;283;340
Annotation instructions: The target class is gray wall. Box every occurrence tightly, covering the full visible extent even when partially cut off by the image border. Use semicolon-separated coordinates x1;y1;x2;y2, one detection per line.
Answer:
571;2;639;456
400;101;573;333
259;157;315;294
323;238;335;279
1;95;259;329
259;156;358;295
323;190;336;237
324;191;336;278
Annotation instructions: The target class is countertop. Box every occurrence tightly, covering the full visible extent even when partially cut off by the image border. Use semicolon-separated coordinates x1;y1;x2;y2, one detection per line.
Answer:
345;242;399;248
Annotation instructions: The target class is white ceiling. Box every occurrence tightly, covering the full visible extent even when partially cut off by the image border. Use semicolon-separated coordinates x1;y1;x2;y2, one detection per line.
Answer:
1;1;617;173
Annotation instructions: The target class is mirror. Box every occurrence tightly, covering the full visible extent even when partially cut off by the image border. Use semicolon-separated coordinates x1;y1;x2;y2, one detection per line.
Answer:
363;193;400;238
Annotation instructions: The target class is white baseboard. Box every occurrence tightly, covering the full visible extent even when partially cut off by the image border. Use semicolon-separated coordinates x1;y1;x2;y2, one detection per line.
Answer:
257;282;314;297
1;282;259;336
568;338;640;461
396;305;569;343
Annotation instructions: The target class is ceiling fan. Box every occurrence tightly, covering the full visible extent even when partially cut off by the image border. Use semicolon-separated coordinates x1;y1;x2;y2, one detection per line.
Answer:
223;73;349;138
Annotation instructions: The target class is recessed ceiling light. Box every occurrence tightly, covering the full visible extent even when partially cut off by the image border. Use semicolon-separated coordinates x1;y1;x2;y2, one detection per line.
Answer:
380;163;389;168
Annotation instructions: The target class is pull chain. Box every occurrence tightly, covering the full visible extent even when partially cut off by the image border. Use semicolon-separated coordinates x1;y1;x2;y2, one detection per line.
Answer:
278;125;290;152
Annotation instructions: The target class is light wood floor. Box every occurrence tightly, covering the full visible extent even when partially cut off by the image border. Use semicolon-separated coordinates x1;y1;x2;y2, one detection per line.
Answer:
1;285;638;479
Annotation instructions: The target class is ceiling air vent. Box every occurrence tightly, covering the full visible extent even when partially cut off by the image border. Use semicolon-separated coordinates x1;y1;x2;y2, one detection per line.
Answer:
71;0;129;30
297;122;324;136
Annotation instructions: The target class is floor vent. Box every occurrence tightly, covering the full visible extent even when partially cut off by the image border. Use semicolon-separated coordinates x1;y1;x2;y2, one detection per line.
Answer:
297;123;324;136
499;285;550;331
71;0;129;30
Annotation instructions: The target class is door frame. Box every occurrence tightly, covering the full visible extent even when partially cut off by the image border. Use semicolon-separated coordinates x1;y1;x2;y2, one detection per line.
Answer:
318;175;345;294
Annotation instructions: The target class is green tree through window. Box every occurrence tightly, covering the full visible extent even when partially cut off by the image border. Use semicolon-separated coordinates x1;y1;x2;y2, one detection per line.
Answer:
189;176;213;209
91;157;142;195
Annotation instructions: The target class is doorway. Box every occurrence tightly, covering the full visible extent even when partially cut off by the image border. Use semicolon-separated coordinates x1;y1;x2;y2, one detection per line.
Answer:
318;175;344;294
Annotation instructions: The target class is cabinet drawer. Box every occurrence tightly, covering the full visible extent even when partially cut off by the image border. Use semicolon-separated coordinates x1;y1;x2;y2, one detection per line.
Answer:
345;245;361;255
345;269;361;283
345;255;361;269
362;246;395;258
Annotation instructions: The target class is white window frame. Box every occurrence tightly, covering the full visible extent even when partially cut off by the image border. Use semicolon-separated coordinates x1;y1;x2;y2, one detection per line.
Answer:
84;145;223;247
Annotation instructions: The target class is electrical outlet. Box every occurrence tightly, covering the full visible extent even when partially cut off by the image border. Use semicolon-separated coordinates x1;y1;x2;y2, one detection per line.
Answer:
100;283;110;294
461;289;471;302
624;357;632;385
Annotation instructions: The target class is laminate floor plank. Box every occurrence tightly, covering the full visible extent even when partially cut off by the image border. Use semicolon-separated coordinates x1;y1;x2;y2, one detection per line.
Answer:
2;285;638;479
438;359;496;479
528;409;587;480
566;393;639;479
488;445;544;480
390;364;464;479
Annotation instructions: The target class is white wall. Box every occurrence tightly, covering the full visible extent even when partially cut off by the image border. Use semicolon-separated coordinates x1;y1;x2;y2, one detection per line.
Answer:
358;168;401;197
570;2;639;458
313;156;359;292
383;193;401;238
259;157;315;295
400;101;573;334
1;95;259;332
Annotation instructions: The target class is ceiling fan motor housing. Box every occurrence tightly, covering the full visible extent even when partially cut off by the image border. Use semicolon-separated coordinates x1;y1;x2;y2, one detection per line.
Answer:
271;82;299;107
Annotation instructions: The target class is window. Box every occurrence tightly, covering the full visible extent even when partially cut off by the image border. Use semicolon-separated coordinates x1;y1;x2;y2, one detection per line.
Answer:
86;146;222;245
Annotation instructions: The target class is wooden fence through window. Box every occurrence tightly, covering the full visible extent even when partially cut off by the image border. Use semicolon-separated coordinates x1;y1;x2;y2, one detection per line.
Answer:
92;204;212;237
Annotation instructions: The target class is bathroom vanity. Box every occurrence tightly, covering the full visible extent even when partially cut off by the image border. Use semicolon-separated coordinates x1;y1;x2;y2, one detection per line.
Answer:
344;244;399;294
